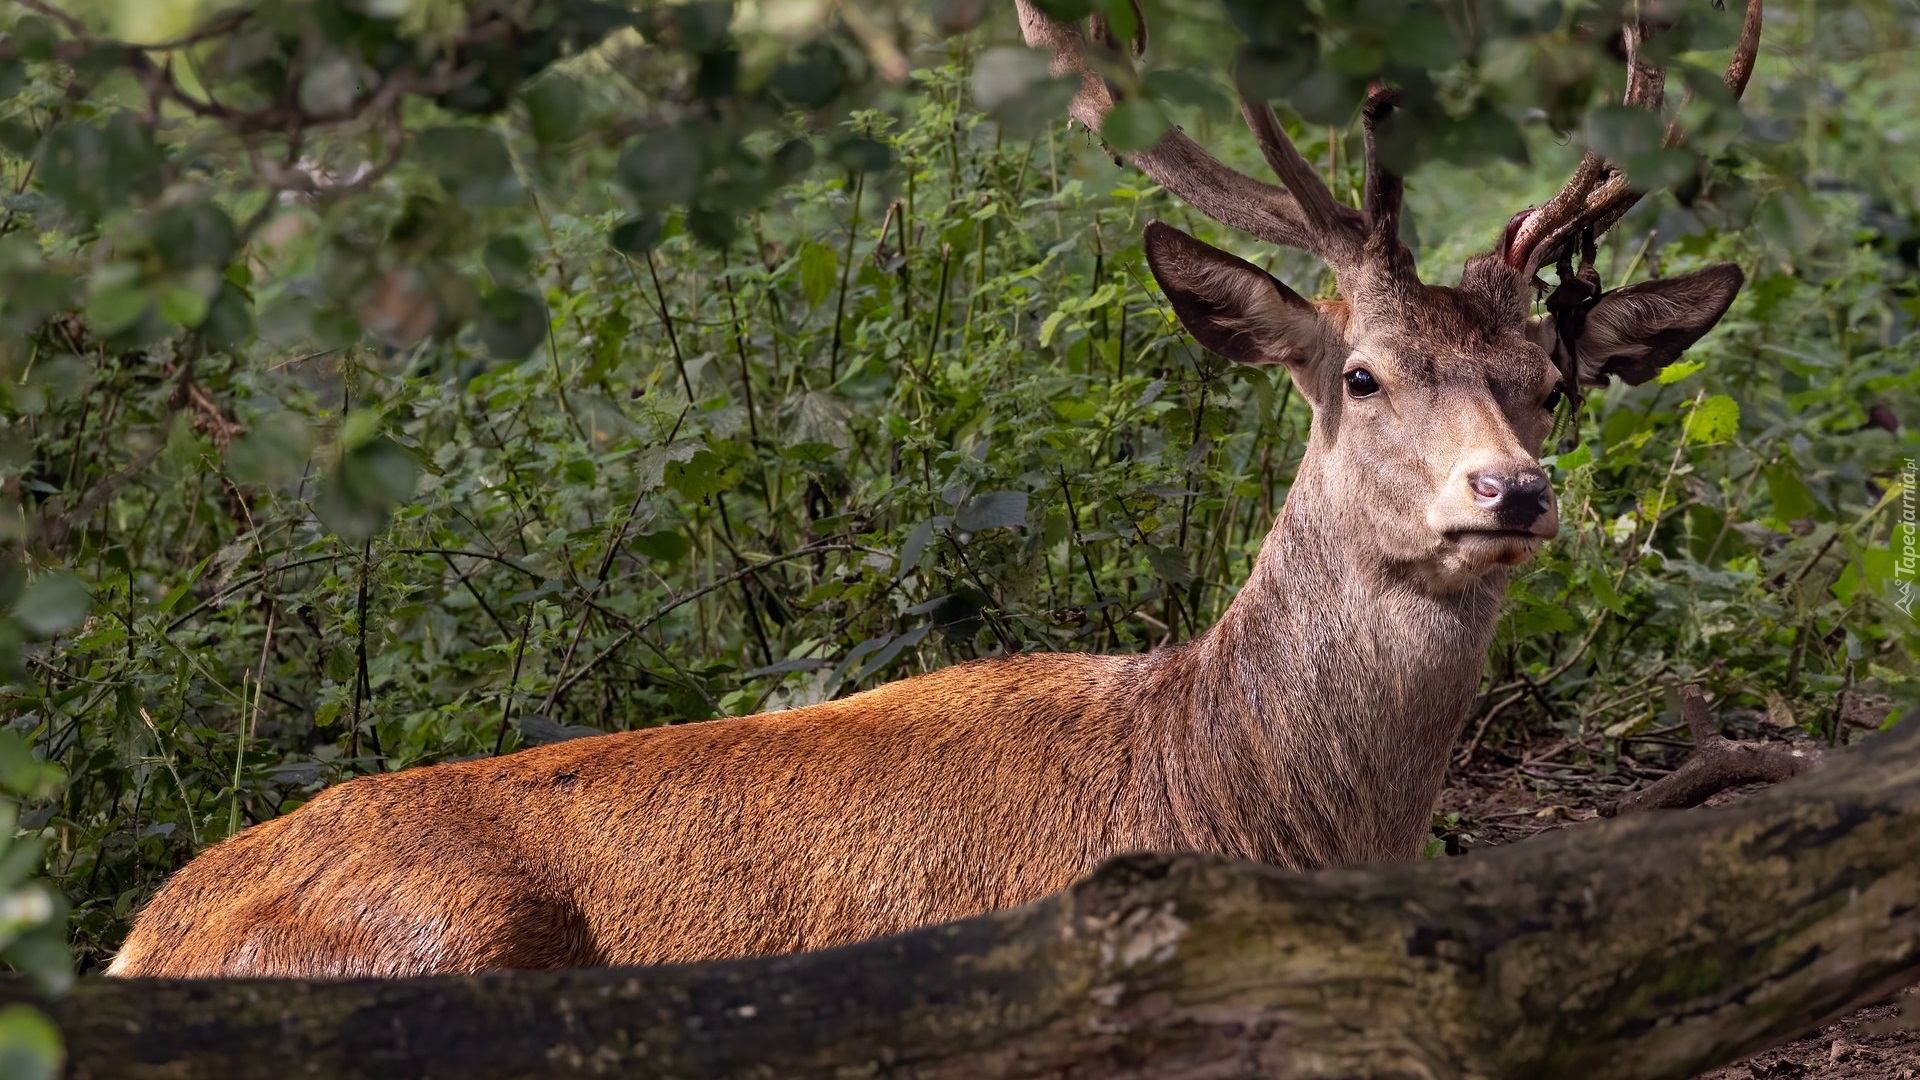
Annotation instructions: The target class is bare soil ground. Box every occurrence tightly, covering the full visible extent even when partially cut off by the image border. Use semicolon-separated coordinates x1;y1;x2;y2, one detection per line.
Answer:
1440;718;1919;1080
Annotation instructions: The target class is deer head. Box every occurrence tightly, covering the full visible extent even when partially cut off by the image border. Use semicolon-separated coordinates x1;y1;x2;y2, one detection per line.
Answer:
1020;2;1758;592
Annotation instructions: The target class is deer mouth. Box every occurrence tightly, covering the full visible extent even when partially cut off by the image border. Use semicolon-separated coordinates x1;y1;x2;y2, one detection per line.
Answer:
1446;528;1549;542
1442;528;1551;568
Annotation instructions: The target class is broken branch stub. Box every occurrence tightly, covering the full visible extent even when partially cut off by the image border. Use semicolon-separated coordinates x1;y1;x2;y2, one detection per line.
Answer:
1609;684;1828;816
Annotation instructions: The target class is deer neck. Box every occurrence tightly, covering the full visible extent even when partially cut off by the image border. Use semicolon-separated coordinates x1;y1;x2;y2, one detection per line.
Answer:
1139;459;1508;869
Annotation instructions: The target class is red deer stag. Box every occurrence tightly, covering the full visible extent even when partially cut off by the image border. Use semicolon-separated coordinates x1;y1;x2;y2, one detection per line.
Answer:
109;1;1761;977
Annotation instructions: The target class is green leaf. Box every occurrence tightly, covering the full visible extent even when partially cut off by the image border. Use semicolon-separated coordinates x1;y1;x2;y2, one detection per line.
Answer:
0;120;35;158
1655;359;1706;385
1146;544;1193;587
1102;101;1170;153
1587;105;1694;190
771;42;847;109
1587;105;1665;164
157;287;210;329
1143;68;1227;114
1428;107;1527;167
832;136;893;174
974;57;1076;139
1686;394;1740;445
896;518;937;579
34;113;163;219
228;416;313;488
1384;6;1461;68
797;241;837;307
483;235;534;284
523;74;586;144
7;17;61;63
1763;464;1818;522
687;206;738;249
0;1005;62;1080
0;731;62;800
339;409;384;451
1290;68;1367;126
417;126;522;207
478;288;549;360
631;529;691;562
929;589;988;641
1051;397;1098;422
0;235;41;276
82;281;149;337
15;573;89;636
148;200;238;271
200;282;256;351
646;1;732;54
768;139;816;184
665;449;739;501
618;127;703;206
1587;564;1629;615
932;0;988;33
1552;444;1593;471
298;53;362;116
1038;309;1068;347
1506;592;1578;636
587;309;630;381
610;214;664;256
974;47;1051;111
314;436;420;542
155;556;211;617
1831;557;1862;604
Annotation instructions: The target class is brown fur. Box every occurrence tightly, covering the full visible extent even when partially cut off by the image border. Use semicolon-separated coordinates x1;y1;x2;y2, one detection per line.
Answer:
108;226;1738;979
109;489;1498;976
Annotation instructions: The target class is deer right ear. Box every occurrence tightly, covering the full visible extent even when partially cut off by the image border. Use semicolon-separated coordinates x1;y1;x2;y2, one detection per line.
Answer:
1561;263;1745;388
1142;221;1331;367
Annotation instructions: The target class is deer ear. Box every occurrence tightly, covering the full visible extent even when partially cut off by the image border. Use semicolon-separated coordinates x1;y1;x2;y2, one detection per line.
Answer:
1142;221;1331;367
1559;263;1745;387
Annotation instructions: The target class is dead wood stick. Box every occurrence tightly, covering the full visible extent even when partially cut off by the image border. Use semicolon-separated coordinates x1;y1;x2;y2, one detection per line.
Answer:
1608;684;1826;816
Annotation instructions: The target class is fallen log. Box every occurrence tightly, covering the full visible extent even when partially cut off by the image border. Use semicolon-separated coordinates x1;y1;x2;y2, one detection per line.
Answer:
10;713;1919;1080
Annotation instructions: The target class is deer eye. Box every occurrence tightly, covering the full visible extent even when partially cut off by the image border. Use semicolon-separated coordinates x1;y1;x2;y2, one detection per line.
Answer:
1543;385;1564;412
1344;368;1380;398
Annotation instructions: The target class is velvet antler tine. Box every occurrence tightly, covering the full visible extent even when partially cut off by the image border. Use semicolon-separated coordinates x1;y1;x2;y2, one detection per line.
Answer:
1235;90;1349;240
1016;0;1325;255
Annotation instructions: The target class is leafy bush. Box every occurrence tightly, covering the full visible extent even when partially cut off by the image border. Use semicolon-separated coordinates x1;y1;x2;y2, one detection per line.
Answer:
0;0;1911;982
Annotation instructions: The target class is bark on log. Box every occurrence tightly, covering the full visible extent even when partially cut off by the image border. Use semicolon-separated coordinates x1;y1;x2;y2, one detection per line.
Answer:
12;715;1920;1080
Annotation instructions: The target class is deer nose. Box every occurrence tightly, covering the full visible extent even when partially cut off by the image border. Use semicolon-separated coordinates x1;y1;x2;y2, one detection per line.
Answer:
1467;467;1552;525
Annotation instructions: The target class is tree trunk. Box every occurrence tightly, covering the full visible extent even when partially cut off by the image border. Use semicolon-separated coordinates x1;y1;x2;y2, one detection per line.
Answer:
13;716;1920;1080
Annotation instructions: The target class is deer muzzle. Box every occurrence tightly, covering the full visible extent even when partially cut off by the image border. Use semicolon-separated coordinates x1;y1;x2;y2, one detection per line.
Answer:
1429;459;1560;556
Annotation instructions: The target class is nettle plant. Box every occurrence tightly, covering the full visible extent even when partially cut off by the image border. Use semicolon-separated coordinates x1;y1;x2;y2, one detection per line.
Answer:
0;0;1909;977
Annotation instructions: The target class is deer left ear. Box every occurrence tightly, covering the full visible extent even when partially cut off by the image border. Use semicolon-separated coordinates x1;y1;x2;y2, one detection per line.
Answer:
1536;263;1745;387
1142;220;1336;369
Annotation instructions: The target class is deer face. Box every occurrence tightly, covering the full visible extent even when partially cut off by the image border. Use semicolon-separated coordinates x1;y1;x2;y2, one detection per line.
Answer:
1020;0;1757;589
1143;221;1741;590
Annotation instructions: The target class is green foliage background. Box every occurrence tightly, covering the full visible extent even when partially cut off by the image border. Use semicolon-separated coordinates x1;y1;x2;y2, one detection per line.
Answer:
0;0;1914;1007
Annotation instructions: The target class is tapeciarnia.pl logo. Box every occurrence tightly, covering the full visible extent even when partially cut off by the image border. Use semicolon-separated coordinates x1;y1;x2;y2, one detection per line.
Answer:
1897;457;1917;620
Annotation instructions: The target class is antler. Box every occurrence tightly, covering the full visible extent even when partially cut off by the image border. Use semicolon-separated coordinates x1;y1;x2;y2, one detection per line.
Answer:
1015;1;1414;297
1504;0;1764;280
